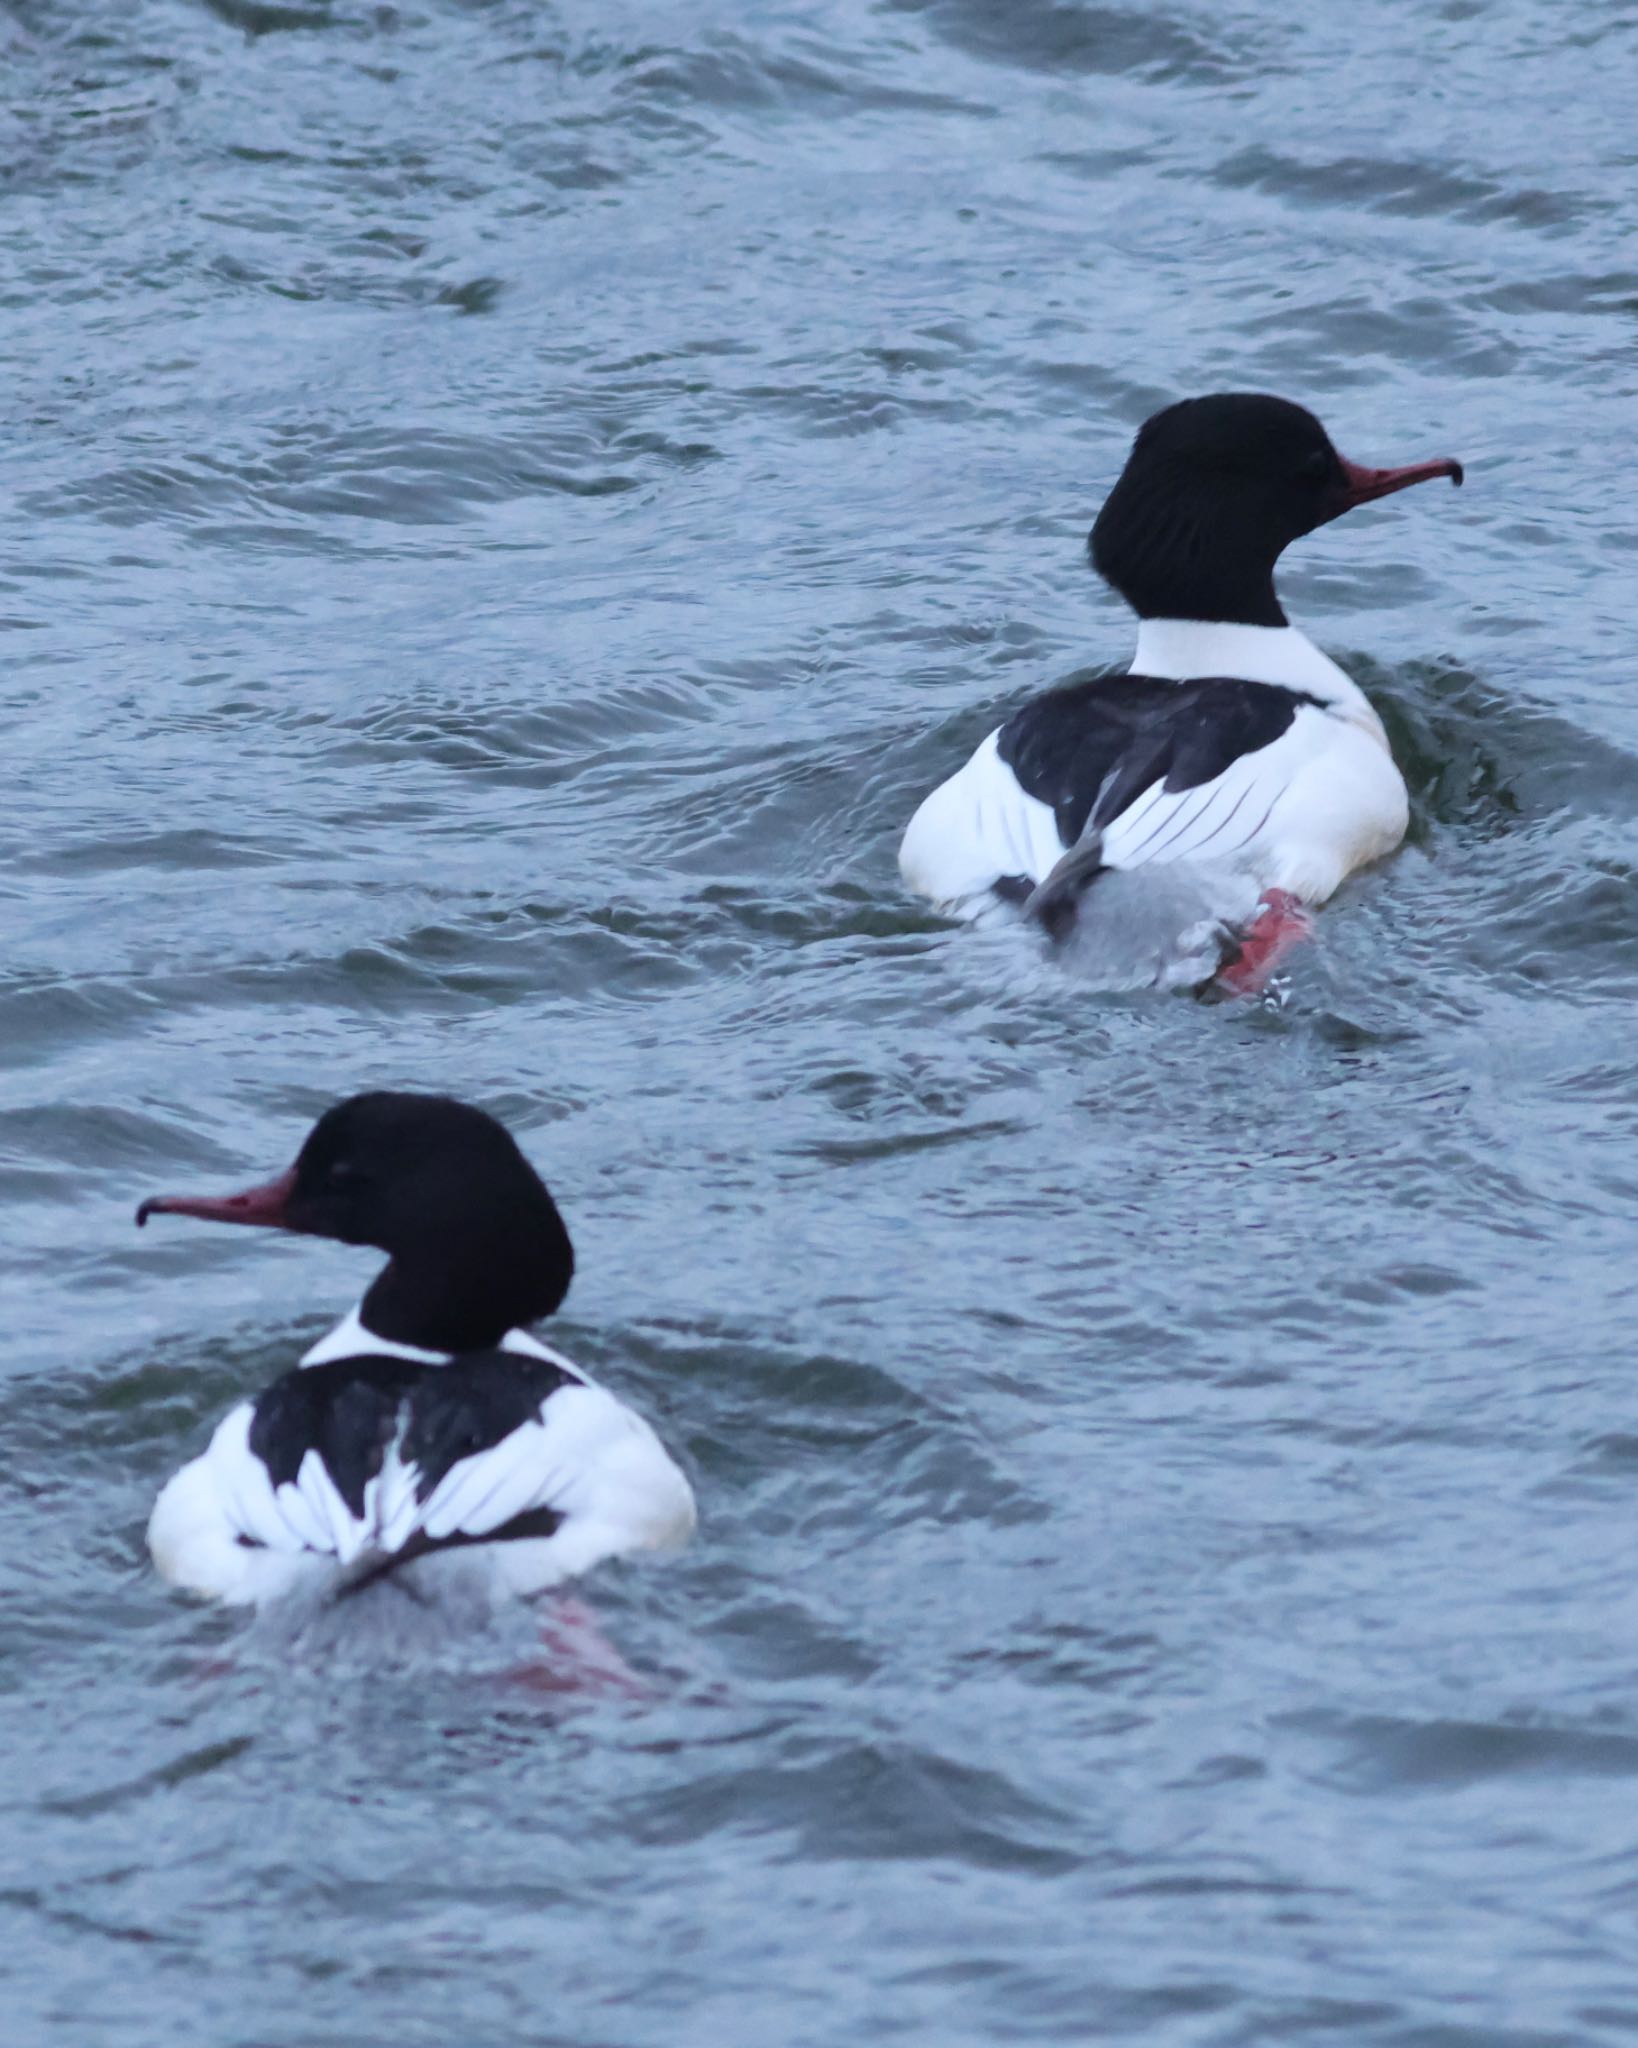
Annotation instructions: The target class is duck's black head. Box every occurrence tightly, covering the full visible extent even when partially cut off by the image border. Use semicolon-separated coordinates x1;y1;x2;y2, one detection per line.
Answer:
137;1091;575;1353
1089;393;1463;628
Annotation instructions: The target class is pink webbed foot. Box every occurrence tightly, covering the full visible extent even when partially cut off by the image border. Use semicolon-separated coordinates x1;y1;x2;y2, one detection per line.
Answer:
1213;889;1314;999
499;1593;651;1700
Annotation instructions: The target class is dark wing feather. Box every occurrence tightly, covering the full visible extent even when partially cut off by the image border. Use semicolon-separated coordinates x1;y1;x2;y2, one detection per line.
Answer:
248;1358;419;1516
402;1352;577;1503
244;1351;578;1543
996;673;1324;849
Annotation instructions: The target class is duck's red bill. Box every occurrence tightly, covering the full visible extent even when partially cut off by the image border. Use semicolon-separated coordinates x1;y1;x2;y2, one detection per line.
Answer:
136;1166;297;1230
1335;453;1464;511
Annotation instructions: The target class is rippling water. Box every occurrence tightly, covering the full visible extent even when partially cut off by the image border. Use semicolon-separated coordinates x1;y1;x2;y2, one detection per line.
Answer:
4;1;1638;2041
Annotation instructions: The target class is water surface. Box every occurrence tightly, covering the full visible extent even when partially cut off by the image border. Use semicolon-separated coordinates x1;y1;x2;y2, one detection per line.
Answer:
4;2;1638;2043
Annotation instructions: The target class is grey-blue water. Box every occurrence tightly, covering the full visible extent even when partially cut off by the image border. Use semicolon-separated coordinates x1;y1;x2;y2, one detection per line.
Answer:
4;1;1637;2041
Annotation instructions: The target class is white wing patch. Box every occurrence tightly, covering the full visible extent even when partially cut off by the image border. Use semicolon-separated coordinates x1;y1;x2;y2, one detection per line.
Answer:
1098;729;1300;872
149;1351;696;1609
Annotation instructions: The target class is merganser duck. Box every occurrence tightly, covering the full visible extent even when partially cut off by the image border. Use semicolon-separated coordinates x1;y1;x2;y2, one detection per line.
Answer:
137;1092;696;1610
900;393;1463;988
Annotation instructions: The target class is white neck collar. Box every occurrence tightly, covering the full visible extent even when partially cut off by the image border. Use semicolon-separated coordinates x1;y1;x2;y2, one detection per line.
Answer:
300;1306;448;1368
298;1304;575;1371
1131;618;1364;710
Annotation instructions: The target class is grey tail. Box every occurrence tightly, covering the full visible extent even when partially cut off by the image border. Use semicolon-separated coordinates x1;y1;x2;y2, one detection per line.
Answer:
1015;835;1252;993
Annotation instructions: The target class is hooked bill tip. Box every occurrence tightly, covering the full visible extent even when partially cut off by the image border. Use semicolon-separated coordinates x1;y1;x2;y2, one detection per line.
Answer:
129;1167;299;1233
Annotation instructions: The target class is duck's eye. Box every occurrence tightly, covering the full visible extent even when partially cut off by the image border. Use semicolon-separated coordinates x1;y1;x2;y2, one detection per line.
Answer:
1298;448;1333;482
325;1160;364;1189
